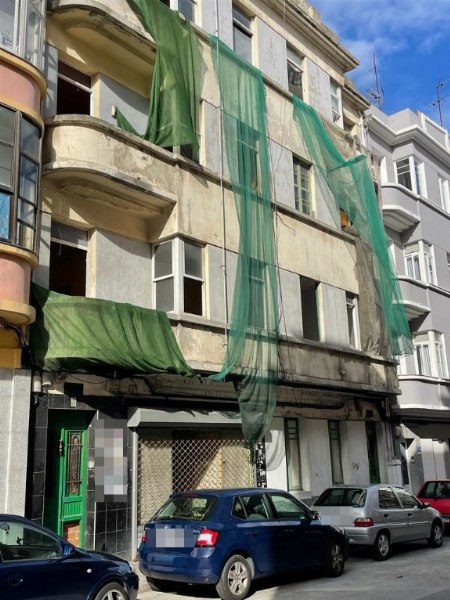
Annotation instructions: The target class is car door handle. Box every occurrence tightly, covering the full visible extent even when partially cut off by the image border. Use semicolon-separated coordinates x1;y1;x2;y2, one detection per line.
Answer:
7;576;24;587
408;513;413;517
383;513;389;518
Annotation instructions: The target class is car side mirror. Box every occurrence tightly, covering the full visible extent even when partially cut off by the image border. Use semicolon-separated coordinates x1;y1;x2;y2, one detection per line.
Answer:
312;511;320;521
61;540;76;559
420;501;430;509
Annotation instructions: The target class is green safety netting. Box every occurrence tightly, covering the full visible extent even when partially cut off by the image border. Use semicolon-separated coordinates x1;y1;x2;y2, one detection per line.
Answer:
209;36;279;446
292;96;412;357
116;0;201;160
29;284;194;375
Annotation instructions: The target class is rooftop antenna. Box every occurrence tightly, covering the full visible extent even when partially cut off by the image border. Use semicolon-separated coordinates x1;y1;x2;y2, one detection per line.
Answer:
367;53;384;109
433;81;447;126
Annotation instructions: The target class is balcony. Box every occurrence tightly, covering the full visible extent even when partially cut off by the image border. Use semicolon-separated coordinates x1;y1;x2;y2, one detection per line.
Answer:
381;184;420;232
42;116;177;222
398;277;430;320
392;378;450;433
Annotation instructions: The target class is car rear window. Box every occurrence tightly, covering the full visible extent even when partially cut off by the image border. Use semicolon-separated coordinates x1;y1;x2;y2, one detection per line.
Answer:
315;488;366;507
154;495;216;521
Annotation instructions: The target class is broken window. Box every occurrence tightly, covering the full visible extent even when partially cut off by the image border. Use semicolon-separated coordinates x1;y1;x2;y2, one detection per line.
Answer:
57;61;92;116
49;222;87;296
300;275;320;341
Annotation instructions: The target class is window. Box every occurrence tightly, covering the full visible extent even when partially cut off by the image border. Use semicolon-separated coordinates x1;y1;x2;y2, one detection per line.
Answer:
50;222;88;296
0;105;41;251
287;47;304;99
178;0;196;21
300;275;320;341
248;257;265;329
232;6;252;63
153;238;204;316
413;332;448;379
394;487;419;509
0;520;60;561
330;82;342;125
328;421;343;484
346;293;359;349
268;492;310;520
284;418;302;490
57;62;92;116
404;241;436;285
232;494;269;520
395;157;426;197
365;422;380;484
0;0;45;68
237;120;259;191
438;177;450;212
378;487;401;509
293;157;311;214
315;487;366;507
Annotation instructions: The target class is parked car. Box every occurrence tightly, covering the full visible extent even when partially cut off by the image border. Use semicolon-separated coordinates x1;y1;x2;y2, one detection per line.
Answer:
417;479;450;527
139;488;348;600
311;484;444;561
0;514;139;600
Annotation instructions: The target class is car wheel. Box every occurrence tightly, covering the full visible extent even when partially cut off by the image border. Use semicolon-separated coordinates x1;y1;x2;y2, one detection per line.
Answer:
372;531;390;561
146;577;176;592
216;554;252;600
93;582;129;600
428;520;444;548
324;540;345;577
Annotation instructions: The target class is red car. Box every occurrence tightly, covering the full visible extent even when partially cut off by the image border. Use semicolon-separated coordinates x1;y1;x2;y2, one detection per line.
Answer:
417;480;450;527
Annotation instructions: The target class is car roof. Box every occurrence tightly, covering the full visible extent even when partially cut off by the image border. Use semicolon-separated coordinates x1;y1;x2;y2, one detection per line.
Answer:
171;488;289;498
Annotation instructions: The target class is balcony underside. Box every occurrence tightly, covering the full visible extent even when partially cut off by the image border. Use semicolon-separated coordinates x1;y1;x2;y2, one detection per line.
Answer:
383;204;420;232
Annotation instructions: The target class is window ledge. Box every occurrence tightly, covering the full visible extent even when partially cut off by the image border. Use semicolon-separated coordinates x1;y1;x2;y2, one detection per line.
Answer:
398;375;450;384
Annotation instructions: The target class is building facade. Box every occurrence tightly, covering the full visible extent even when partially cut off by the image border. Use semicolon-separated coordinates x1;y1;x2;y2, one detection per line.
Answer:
366;107;450;492
1;0;405;559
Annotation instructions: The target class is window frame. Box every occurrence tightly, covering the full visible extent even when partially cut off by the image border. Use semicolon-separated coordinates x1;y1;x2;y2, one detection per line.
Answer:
0;104;41;252
284;418;302;491
404;240;437;286
413;331;448;379
293;156;311;215
345;292;360;349
57;61;92;116
330;81;342;126
153;237;205;316
328;420;344;485
0;0;45;69
438;176;450;212
395;156;426;197
176;0;197;22
300;275;321;341
232;5;253;63
287;47;304;100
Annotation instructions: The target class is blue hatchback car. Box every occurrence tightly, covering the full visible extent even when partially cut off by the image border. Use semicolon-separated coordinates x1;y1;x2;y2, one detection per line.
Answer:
139;488;348;600
0;514;139;600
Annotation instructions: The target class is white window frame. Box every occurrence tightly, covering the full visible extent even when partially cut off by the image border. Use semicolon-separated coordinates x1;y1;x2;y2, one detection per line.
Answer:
284;418;302;491
0;0;45;69
287;47;304;100
413;331;448;379
153;237;205;316
293;156;311;215
170;0;197;22
395;156;426;198
438;177;450;212
330;81;342;127
346;292;360;350
404;241;437;286
232;5;253;63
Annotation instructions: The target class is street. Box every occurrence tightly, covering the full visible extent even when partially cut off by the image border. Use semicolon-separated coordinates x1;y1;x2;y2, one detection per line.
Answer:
136;537;450;600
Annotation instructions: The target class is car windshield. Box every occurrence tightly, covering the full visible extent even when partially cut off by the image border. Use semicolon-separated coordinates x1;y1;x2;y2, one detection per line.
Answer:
315;487;366;507
154;495;216;521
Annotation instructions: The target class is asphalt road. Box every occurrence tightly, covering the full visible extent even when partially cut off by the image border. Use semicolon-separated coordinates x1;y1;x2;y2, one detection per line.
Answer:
135;536;450;600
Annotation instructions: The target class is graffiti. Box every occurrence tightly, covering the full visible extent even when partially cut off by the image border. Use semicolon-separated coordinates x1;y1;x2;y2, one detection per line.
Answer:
352;462;360;470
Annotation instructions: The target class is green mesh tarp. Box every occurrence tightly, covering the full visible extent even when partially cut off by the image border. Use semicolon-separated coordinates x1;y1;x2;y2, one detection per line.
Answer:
30;285;194;375
292;97;412;357
116;0;201;160
209;36;279;445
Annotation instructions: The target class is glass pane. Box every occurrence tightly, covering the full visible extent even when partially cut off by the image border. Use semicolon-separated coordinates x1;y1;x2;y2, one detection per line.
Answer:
0;0;16;51
179;0;194;21
20;156;38;203
233;27;252;63
25;2;42;67
184;242;202;277
16;221;34;249
270;494;307;519
0;521;60;561
0;144;13;187
233;6;251;29
66;431;82;496
154;242;172;278
0;191;11;239
0;106;15;144
20;117;40;158
155;277;174;312
18;198;35;225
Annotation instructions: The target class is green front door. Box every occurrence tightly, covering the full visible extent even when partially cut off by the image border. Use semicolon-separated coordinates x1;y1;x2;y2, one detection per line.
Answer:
44;411;91;547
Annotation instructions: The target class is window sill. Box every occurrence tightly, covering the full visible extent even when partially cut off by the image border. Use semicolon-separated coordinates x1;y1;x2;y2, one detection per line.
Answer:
398;374;450;384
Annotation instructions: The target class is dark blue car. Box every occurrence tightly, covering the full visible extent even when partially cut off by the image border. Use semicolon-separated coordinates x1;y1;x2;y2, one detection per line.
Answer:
139;488;348;600
0;514;139;600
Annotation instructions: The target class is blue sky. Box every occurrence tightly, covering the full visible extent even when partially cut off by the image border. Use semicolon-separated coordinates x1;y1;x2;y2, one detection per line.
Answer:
311;0;450;130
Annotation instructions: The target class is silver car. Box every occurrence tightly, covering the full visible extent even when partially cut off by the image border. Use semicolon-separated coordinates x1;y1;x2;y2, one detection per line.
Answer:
312;484;444;560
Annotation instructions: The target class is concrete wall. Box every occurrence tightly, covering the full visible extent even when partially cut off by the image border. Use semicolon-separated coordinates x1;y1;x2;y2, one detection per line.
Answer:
0;370;31;515
306;419;332;498
341;420;370;484
98;74;149;132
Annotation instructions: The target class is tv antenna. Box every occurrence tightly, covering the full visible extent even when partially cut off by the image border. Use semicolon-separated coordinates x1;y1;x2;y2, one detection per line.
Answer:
432;81;448;126
367;54;384;109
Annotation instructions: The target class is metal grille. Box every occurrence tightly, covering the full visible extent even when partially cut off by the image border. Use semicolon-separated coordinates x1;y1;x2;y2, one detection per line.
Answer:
138;429;254;525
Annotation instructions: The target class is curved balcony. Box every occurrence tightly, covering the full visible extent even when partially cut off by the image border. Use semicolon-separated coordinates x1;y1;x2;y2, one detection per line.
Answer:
0;243;37;326
42;116;177;219
381;184;420;232
398;277;430;319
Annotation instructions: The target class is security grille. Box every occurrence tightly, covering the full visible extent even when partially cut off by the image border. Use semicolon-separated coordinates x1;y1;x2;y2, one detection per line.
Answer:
138;429;254;525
